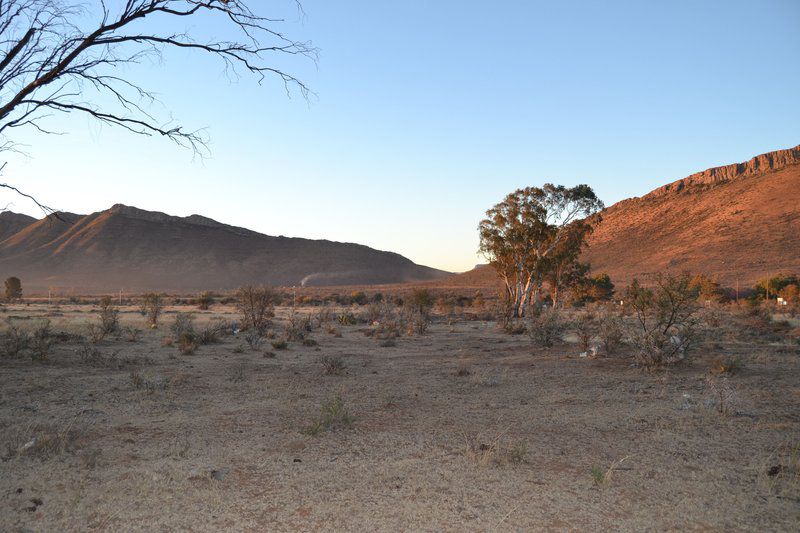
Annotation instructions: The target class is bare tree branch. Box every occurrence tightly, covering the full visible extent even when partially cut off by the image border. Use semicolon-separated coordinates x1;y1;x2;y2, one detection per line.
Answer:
0;0;316;210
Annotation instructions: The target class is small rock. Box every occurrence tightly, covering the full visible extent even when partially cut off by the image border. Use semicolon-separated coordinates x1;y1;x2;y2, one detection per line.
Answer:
210;469;228;481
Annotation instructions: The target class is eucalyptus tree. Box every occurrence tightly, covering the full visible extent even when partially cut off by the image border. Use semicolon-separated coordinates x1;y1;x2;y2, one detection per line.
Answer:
478;184;603;317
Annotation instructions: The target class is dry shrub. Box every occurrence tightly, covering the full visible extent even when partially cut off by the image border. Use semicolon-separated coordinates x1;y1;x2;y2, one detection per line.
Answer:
625;273;699;368
236;285;276;334
302;396;354;435
574;313;596;352
170;312;195;338
504;319;526;335
78;345;146;369
403;308;430;335
2;418;86;461
285;310;312;341
29;320;53;362
228;360;249;383
528;308;567;347
197;291;214;310
320;355;345;375
197;319;230;345
704;375;737;416
763;441;800;499
141;293;164;328
364;300;393;324
86;322;106;344
98;296;119;335
598;310;625;355
123;327;141;343
337;312;357;326
710;355;743;375
463;429;527;467
271;339;288;350
470;367;507;387
454;365;471;377
178;332;198;355
313;306;334;328
130;371;170;391
2;320;30;358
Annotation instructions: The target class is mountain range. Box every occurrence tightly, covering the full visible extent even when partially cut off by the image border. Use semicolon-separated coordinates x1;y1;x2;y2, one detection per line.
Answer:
2;144;797;294
0;205;450;292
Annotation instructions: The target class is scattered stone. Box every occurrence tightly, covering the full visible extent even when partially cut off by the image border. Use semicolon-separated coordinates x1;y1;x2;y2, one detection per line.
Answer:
210;469;228;481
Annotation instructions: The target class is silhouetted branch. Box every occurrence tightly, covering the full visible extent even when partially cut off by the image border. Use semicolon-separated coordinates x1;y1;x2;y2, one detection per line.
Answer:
0;0;316;209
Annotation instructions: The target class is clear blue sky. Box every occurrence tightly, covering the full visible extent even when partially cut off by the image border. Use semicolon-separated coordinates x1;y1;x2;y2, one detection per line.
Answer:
4;0;799;272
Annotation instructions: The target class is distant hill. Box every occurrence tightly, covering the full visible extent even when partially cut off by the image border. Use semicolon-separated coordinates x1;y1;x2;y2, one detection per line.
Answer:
440;144;800;290
0;204;450;293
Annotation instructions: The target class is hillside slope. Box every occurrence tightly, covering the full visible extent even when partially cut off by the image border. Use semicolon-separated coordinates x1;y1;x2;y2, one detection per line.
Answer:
440;145;800;290
585;145;800;287
0;204;450;292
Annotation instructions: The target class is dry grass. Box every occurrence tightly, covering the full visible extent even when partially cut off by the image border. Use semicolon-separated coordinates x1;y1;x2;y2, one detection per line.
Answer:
0;302;797;530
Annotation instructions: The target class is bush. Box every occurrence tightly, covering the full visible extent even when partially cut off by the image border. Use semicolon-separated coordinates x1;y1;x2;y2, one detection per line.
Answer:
271;340;288;350
350;291;368;305
86;323;106;344
170;312;195;338
337;312;357;326
598;310;625;355
320;355;346;375
404;308;430;335
2;320;29;358
177;331;198;355
197;291;214;310
409;289;434;315
285;310;312;341
244;329;264;350
198;319;231;345
98;296;119;335
236;285;275;334
574;313;596;352
141;293;164;328
625;272;699;368
528;308;567;347
29;320;53;362
302;396;354;435
123;327;141;343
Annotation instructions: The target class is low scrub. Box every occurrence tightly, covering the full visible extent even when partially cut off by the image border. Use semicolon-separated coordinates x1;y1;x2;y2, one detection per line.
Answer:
625;273;699;368
528;308;567;347
463;429;527;467
598;310;625;355
302;396;354;435
320;355;346;375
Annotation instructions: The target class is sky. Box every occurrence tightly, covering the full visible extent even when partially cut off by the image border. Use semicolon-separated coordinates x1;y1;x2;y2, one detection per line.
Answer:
2;0;799;273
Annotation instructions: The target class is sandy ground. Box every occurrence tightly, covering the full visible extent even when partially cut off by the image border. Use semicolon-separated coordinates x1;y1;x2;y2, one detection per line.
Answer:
1;303;799;531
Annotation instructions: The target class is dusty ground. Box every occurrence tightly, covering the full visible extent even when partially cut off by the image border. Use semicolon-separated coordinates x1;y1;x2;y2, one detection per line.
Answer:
1;303;799;531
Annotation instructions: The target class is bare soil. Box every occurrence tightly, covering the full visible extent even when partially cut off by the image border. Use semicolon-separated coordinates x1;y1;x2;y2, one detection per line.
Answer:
1;304;798;531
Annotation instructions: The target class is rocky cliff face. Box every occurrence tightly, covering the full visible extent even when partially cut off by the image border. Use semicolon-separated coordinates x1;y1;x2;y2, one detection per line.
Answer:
440;144;800;290
652;144;800;196
585;144;800;286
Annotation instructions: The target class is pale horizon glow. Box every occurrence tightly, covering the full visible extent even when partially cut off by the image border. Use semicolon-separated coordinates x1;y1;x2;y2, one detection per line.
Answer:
2;1;799;273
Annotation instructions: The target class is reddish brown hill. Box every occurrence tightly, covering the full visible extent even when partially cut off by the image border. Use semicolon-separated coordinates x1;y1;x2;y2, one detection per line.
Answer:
585;145;800;287
0;204;450;293
440;145;800;290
